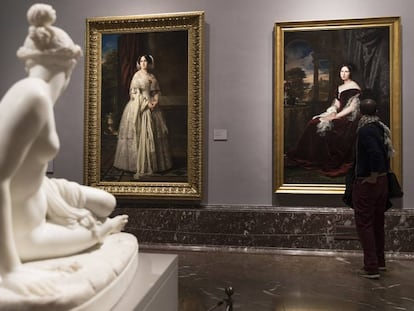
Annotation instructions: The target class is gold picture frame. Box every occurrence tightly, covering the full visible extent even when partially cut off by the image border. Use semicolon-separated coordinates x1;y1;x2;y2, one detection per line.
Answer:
274;17;401;194
84;11;204;199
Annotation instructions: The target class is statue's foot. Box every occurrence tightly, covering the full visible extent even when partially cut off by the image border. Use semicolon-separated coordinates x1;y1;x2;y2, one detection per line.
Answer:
109;214;128;234
95;214;128;242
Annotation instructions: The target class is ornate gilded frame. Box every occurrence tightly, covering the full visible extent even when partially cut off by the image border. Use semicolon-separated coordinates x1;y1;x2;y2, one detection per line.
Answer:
84;12;204;199
274;17;401;194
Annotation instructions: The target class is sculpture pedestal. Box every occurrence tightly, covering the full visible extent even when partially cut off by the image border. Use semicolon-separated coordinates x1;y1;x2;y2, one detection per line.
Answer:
112;253;178;311
0;233;138;311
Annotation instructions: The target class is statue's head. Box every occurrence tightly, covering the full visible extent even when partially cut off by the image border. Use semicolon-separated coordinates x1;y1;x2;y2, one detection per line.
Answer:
17;4;82;72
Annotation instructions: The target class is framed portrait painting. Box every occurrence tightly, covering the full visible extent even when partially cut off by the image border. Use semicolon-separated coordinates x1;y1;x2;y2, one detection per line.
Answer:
274;17;401;194
84;11;204;199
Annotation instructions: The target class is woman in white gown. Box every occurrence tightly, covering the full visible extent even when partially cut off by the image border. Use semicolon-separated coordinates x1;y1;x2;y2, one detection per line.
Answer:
0;4;128;297
113;55;172;178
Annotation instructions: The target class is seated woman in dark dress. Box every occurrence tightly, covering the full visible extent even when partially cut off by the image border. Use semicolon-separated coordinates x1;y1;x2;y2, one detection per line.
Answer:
287;64;361;177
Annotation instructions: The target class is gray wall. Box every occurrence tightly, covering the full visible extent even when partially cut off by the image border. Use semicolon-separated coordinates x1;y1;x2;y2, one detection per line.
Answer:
1;0;413;207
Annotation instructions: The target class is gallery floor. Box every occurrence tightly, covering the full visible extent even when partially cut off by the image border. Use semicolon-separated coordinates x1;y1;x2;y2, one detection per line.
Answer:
144;248;414;311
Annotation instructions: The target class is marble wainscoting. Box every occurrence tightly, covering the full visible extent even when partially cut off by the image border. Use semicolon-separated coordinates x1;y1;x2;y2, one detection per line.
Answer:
112;203;414;254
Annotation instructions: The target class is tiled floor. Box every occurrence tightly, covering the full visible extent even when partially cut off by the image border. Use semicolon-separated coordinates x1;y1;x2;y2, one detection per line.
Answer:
147;249;414;311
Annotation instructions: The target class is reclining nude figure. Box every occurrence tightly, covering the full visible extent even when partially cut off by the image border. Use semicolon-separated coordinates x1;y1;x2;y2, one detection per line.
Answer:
0;4;128;297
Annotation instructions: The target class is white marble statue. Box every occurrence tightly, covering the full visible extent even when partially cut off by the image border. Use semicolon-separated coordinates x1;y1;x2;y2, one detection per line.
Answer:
0;4;137;309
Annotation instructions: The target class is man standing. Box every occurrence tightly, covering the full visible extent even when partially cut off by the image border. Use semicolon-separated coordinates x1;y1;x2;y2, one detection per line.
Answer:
353;98;392;279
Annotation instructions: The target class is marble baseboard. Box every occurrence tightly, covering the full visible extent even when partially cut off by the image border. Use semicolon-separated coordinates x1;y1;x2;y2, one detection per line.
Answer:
112;203;414;254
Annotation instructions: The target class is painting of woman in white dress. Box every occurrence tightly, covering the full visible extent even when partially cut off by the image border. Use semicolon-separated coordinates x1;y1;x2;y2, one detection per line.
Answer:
113;55;172;179
86;14;204;198
98;30;190;183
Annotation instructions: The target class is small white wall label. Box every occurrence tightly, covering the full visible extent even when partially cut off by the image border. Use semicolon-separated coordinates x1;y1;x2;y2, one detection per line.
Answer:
213;129;228;141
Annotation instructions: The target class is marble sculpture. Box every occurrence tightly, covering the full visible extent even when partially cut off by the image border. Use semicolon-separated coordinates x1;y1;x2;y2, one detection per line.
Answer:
0;3;138;310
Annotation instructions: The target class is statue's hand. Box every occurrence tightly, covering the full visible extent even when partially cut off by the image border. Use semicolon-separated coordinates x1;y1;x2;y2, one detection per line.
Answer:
2;266;61;297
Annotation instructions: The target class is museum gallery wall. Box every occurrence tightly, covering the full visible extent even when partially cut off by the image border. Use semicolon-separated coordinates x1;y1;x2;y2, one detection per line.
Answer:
0;0;412;208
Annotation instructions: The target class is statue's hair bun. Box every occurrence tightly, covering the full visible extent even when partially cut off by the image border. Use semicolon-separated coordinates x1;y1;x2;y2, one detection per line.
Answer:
17;3;82;66
27;3;56;27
